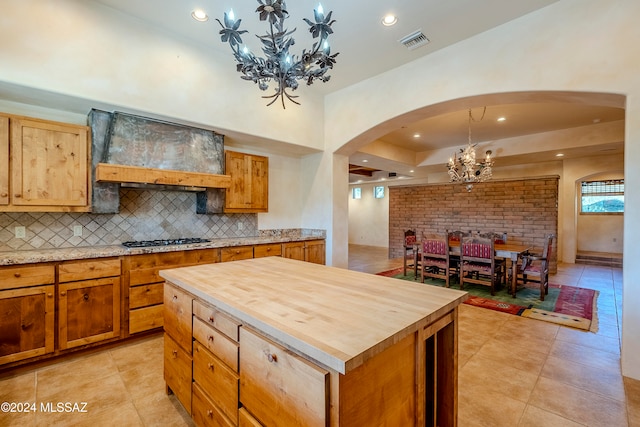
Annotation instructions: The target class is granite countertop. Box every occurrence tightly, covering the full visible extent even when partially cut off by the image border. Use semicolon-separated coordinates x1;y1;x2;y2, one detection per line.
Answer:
0;235;325;266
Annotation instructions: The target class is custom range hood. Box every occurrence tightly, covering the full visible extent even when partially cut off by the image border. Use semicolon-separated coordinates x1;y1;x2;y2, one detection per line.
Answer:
89;109;229;213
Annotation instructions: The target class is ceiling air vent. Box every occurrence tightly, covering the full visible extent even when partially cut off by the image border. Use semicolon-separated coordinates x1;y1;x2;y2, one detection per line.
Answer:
399;30;430;51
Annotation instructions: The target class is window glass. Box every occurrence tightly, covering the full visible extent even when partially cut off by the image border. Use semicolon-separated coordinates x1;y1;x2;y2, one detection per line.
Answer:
352;187;361;199
580;179;624;213
374;186;385;199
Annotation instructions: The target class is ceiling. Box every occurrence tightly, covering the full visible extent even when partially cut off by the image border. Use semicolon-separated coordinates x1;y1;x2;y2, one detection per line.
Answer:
87;1;624;182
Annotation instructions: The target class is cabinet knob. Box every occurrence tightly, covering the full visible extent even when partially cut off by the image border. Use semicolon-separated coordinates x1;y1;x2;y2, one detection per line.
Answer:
267;353;278;363
207;410;213;418
14;194;21;198
47;293;53;298
207;335;214;343
89;266;95;270
235;250;240;254
14;273;21;278
208;363;214;371
60;291;66;296
83;293;89;301
0;193;7;197
172;350;178;358
172;295;178;301
208;315;215;324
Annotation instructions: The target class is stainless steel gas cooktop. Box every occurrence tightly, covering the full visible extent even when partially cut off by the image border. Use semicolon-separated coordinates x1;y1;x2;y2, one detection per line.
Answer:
121;238;210;248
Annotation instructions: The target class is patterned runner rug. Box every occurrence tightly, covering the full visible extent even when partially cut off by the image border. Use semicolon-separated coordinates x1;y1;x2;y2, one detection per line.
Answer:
376;268;598;332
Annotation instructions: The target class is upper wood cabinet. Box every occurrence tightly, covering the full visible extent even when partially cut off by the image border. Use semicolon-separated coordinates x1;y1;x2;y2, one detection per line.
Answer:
0;113;90;212
224;150;268;213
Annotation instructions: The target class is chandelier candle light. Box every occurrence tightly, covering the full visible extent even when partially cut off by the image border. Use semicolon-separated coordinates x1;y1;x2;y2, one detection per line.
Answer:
447;107;494;192
217;0;339;108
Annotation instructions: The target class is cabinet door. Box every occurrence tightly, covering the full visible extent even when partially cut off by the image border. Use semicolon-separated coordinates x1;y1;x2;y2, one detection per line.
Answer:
164;334;192;415
305;240;326;265
163;283;193;352
224;151;268;213
0;115;8;205
10;117;88;207
0;285;55;365
58;277;120;349
282;242;305;261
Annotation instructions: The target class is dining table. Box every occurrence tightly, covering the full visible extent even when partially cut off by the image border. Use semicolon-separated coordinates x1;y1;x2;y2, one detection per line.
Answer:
413;240;531;297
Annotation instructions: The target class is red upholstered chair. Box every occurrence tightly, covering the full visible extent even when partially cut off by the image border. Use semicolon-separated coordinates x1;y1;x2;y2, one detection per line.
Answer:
460;235;505;296
403;230;420;277
517;234;555;301
420;233;451;287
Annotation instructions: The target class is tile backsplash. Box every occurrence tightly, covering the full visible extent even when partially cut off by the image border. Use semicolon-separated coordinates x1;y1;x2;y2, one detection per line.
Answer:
0;189;258;251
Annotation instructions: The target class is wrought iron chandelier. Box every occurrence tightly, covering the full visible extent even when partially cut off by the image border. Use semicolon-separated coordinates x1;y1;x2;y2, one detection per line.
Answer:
217;0;339;108
446;107;493;192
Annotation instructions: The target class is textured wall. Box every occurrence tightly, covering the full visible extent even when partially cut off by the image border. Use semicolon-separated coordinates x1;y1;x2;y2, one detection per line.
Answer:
0;189;257;251
389;177;559;271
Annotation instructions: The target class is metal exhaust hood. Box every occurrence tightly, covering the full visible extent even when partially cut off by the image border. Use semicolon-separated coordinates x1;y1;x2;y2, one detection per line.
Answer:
89;109;229;213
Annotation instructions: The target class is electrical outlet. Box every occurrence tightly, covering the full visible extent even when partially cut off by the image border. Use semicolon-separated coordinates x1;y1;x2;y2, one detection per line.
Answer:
15;226;26;239
238;222;244;231
73;225;83;237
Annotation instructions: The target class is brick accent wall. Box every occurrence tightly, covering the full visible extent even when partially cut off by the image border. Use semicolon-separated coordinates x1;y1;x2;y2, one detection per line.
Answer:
389;176;558;272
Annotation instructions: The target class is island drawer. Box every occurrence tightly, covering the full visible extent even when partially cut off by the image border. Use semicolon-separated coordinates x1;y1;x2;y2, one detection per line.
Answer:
0;264;55;290
253;243;282;258
220;246;253;262
193;300;240;342
193;341;239;424
58;258;121;283
193;316;239;372
239;327;329;427
192;382;234;427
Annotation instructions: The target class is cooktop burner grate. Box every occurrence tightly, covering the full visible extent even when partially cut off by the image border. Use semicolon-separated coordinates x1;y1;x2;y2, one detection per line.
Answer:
121;238;211;248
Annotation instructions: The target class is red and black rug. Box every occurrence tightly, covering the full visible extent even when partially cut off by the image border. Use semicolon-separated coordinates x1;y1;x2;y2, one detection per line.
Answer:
376;267;598;331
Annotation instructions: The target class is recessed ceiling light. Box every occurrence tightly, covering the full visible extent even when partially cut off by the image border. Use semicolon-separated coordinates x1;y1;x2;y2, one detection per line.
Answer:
191;9;209;22
556;153;564;157
382;14;398;26
497;117;506;122
362;159;368;163
409;170;414;173
413;133;421;138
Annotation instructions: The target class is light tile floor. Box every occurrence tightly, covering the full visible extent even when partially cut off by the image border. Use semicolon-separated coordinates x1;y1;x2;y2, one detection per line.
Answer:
0;245;637;426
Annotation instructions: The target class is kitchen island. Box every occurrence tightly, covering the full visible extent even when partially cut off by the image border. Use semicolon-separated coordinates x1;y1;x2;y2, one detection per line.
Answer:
160;256;468;426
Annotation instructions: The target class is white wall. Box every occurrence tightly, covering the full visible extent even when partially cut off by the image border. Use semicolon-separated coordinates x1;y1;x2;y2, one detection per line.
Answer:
348;182;390;247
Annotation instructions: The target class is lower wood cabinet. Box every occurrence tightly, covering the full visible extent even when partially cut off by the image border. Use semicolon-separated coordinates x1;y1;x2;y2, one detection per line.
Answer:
164;333;193;414
58;258;121;350
0;283;55;365
282;239;325;265
127;248;219;335
164;283;194;414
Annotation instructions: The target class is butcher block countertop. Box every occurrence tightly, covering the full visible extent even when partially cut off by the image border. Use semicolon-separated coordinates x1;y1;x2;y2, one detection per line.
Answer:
160;256;468;374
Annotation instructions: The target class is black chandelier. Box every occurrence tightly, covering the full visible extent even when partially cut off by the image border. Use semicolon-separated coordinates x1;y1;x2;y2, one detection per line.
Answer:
217;0;339;108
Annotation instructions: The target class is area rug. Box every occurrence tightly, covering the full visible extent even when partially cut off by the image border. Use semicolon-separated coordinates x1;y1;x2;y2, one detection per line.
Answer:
377;268;598;332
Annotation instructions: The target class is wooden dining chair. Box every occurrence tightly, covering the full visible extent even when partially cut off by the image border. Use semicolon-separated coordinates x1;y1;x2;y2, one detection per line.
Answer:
420;233;451;287
403;229;419;277
460;235;505;296
516;234;555;301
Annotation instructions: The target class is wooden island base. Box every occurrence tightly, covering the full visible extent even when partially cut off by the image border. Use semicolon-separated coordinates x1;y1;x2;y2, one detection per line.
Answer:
160;257;467;426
